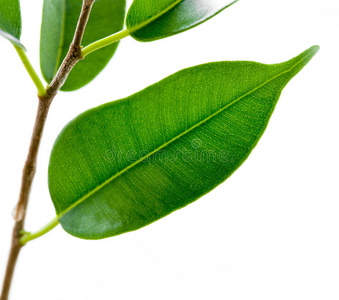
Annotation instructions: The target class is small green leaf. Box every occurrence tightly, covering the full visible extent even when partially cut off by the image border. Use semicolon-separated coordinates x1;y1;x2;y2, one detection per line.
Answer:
49;46;318;239
40;0;126;91
126;0;238;42
0;0;25;49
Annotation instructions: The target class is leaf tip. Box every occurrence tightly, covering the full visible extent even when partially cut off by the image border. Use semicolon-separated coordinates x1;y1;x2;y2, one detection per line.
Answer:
308;45;320;56
286;45;320;72
299;45;320;67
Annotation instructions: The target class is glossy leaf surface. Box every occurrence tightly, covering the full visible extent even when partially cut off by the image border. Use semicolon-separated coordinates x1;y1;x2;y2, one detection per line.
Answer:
126;0;238;41
49;47;318;239
40;0;126;91
0;0;24;49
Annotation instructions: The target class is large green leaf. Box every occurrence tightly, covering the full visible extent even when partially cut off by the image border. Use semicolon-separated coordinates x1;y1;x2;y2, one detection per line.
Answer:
49;46;318;239
40;0;126;91
0;0;25;49
126;0;238;42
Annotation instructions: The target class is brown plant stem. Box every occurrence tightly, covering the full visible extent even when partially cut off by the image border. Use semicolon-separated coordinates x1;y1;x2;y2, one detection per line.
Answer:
0;99;51;300
0;1;95;299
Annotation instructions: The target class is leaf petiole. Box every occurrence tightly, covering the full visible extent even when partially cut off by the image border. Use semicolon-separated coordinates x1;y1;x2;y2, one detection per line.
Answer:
20;216;59;246
81;29;130;58
13;45;47;97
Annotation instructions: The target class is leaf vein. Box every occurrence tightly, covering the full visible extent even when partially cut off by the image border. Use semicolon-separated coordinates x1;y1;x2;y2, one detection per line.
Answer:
58;53;313;219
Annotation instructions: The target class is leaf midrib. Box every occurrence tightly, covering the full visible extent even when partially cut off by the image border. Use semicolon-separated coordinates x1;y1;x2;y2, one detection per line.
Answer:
128;0;184;33
58;54;311;219
53;0;66;76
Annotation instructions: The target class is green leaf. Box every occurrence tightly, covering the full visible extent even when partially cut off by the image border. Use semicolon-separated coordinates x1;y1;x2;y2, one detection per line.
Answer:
40;0;126;91
49;46;318;239
126;0;238;42
0;0;25;49
0;0;21;39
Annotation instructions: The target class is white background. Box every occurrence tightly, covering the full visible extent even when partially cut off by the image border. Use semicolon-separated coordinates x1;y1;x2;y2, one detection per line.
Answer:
1;0;338;299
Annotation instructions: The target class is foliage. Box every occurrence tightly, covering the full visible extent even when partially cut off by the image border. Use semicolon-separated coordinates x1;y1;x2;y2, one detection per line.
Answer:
49;47;318;239
40;0;126;91
0;0;24;49
0;0;318;298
